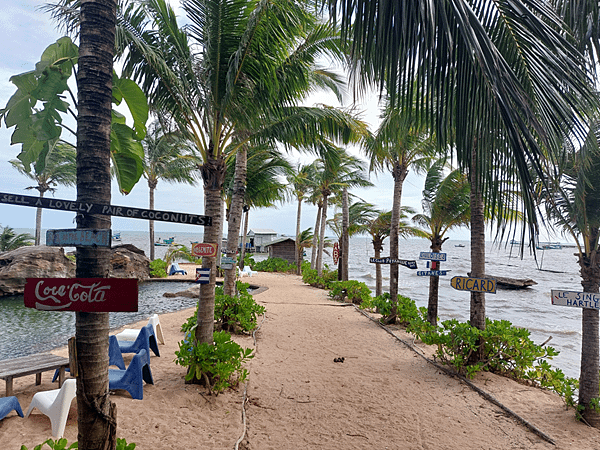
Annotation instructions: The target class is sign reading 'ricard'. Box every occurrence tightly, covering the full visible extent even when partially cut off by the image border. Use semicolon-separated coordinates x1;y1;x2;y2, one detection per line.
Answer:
551;290;600;310
0;192;212;226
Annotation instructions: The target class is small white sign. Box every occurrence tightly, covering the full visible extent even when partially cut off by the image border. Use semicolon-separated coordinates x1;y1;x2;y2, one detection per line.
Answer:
551;290;600;310
419;252;446;261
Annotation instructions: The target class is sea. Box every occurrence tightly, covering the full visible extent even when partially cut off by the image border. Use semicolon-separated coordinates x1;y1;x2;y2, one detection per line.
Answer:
0;230;588;379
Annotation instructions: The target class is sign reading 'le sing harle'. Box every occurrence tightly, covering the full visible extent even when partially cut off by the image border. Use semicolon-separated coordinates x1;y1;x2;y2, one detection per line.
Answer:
24;278;138;312
0;192;212;226
369;257;418;269
552;290;600;310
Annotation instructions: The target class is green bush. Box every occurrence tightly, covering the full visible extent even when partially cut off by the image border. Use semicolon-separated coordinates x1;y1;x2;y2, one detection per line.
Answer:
240;253;256;268
328;280;372;304
174;330;254;394
21;438;135;450
149;258;168;278
215;282;266;332
252;257;295;273
301;266;337;289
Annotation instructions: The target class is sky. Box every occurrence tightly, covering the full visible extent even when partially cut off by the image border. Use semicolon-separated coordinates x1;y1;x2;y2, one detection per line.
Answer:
0;1;471;240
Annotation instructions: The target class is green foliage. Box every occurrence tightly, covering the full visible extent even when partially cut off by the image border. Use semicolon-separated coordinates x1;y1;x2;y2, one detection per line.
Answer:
149;258;168;278
525;359;579;408
360;292;393;315
0;225;34;251
252;257;296;273
174;331;254;394
215;282;266;332
20;438;135;450
164;244;201;267
328;280;372;304
301;266;338;289
240;253;256;268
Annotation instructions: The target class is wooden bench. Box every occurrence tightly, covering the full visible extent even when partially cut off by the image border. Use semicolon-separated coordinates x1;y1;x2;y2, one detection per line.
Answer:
0;354;70;397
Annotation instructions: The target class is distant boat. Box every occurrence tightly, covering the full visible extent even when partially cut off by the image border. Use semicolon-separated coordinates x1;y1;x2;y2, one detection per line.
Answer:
112;232;121;242
155;237;175;246
455;244;465;247
536;242;562;250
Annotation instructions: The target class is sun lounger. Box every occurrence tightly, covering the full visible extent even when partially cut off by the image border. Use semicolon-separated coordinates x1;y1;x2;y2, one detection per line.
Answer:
169;262;187;276
0;396;23;420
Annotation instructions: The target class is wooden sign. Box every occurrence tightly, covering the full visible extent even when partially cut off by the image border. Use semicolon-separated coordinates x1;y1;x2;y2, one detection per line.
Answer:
369;257;417;269
191;243;218;258
419;252;447;261
0;192;211;226
551;290;600;310
417;270;448;276
24;278;138;312
333;242;340;265
46;229;111;247
450;276;496;294
195;268;211;284
220;257;236;269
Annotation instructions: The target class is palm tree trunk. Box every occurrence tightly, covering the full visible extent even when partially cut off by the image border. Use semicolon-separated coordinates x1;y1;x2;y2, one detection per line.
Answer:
35;191;44;246
578;249;600;427
317;193;329;277
196;155;226;346
149;183;155;261
386;161;407;324
469;148;486;363
224;147;247;296
373;237;383;297
427;238;444;326
295;198;303;275
341;187;349;281
311;202;322;269
239;208;249;270
75;0;117;447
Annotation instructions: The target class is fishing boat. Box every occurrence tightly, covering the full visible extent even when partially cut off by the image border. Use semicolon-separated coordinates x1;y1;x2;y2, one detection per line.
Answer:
112;232;121;242
536;242;562;250
455;244;465;248
155;237;175;246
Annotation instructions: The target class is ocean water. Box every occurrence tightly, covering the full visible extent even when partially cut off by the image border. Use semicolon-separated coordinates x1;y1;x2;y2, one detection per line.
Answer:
1;231;588;379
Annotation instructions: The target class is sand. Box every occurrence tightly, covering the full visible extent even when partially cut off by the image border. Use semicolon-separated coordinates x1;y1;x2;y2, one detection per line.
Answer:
2;269;600;449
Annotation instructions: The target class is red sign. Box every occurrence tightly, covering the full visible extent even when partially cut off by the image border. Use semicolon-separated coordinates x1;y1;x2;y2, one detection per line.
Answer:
24;278;138;312
192;242;218;258
333;242;340;264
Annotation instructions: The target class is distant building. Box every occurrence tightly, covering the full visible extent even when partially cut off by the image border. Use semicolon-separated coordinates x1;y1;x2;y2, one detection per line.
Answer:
264;237;296;263
239;229;278;252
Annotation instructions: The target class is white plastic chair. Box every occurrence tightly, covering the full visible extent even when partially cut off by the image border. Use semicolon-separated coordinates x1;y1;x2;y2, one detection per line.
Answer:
25;378;76;438
240;266;253;277
115;314;165;345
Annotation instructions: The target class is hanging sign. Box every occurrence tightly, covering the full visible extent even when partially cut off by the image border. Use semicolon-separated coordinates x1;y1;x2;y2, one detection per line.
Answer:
551;290;600;310
369;257;417;269
419;252;447;261
0;192;212;226
417;270;448;276
46;229;111;248
192;243;218;258
24;278;138;312
450;276;496;294
333;242;340;265
195;268;211;284
220;257;236;269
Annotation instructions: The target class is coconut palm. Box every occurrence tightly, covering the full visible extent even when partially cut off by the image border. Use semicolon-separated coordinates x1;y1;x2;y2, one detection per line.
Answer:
412;160;470;326
0;225;34;252
10;143;77;246
142;119;198;260
295;228;314;268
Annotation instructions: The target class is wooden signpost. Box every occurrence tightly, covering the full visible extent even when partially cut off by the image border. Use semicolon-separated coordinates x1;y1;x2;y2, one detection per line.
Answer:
46;229;111;248
369;257;417;269
191;243;218;258
551;290;600;310
24;278;138;312
450;276;497;294
418;252;447;277
419;252;446;261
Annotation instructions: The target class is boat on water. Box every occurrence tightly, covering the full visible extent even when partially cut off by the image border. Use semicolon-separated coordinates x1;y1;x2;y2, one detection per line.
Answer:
155;237;175;246
112;232;121;241
455;244;465;247
536;242;562;250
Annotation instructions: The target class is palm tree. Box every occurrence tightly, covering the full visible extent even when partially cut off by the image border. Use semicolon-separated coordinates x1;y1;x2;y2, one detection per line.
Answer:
10;143;77;246
364;101;436;323
412;160;470;326
142;119;198;260
0;225;34;252
287;164;317;274
295;228;314;269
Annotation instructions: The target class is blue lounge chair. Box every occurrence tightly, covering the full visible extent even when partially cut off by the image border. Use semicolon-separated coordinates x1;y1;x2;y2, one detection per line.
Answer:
0;396;23;420
109;349;154;400
52;335;125;382
118;323;160;357
169;262;187;276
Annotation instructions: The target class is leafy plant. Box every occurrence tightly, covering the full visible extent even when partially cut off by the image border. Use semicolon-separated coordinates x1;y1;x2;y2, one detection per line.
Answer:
252;257;296;273
164;244;201;267
20;438;135;450
174;330;254;394
215;282;266;332
328;280;372;304
301;266;337;289
360;292;393;315
149;258;168;278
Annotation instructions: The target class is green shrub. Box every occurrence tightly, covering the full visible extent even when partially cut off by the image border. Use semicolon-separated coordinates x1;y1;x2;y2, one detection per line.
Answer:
360;292;393;315
215;282;266;332
149;258;168;278
21;438;135;450
301;266;337;289
240;253;256;268
328;280;372;304
252;257;295;273
174;330;253;394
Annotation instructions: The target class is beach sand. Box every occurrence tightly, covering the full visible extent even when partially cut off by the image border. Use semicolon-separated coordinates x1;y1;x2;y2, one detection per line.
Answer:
2;268;600;449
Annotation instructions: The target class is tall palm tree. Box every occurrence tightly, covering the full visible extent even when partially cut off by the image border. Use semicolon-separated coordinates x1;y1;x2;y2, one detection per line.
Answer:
142;119;198;260
412;160;470;326
10;143;77;245
364;101;436;323
74;0;118;447
0;225;34;252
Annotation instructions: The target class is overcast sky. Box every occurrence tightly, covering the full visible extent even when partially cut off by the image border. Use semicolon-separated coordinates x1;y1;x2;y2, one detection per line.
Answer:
0;1;470;241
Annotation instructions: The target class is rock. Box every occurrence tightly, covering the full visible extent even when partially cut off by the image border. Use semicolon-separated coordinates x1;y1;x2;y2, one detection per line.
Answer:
0;244;151;297
163;284;200;298
0;246;75;297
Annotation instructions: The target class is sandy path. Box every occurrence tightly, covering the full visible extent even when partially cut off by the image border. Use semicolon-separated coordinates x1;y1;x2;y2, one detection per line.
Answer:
2;270;600;449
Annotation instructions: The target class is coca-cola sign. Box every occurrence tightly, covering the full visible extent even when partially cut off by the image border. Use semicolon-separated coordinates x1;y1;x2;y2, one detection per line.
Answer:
24;278;138;312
